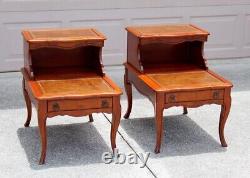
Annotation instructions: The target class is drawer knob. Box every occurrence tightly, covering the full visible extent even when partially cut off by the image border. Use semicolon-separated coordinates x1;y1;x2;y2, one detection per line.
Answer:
213;91;220;99
101;100;109;108
52;102;60;112
169;94;176;102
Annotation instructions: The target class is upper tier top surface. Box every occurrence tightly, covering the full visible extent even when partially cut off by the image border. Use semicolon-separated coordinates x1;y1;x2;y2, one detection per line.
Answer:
22;28;106;42
126;24;209;38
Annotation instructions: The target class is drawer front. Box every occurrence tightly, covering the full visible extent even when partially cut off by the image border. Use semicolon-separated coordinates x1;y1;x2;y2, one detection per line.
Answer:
48;97;112;112
165;90;224;103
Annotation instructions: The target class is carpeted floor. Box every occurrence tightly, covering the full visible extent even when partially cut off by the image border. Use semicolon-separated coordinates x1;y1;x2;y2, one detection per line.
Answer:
0;59;250;178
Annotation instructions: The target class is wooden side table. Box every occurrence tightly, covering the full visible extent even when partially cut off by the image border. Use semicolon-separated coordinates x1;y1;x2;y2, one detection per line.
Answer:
124;24;233;153
21;28;122;164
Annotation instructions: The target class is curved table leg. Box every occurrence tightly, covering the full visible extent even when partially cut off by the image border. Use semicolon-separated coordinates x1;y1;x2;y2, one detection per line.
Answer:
183;107;188;115
22;78;32;127
154;93;164;154
111;96;121;151
124;70;132;119
219;91;231;147
38;101;47;165
89;114;94;122
154;105;164;154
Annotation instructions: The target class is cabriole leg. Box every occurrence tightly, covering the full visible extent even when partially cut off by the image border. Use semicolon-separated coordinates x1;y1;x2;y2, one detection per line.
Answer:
154;93;164;154
124;69;132;119
110;96;121;151
154;105;164;154
89;114;94;122
22;78;32;127
38;101;47;165
183;107;188;115
219;90;231;147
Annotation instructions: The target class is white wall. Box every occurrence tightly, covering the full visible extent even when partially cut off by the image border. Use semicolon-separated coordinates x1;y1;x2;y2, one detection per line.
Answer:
1;0;250;71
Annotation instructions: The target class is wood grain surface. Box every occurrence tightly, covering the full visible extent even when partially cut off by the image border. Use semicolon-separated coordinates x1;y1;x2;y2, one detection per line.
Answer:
124;24;232;154
21;27;121;164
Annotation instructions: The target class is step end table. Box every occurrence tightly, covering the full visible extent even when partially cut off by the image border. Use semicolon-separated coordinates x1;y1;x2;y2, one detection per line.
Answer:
124;24;233;153
21;28;122;164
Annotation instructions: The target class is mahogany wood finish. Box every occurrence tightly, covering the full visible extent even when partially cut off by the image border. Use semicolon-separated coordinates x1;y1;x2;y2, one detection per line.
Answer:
21;28;122;164
124;24;233;153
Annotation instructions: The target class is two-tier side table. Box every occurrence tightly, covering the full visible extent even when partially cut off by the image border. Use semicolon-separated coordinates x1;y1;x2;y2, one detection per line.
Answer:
21;28;122;164
124;24;233;153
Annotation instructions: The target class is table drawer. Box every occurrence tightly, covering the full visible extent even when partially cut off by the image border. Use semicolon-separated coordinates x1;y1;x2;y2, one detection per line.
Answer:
48;97;112;112
165;90;224;103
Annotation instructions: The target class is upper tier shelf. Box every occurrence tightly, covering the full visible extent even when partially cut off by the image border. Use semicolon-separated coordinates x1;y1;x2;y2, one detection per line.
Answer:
22;28;106;49
126;24;209;44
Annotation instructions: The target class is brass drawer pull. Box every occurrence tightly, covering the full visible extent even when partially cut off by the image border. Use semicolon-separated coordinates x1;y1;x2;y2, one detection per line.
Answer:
169;94;176;102
213;91;220;99
101;100;109;108
52;102;60;112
